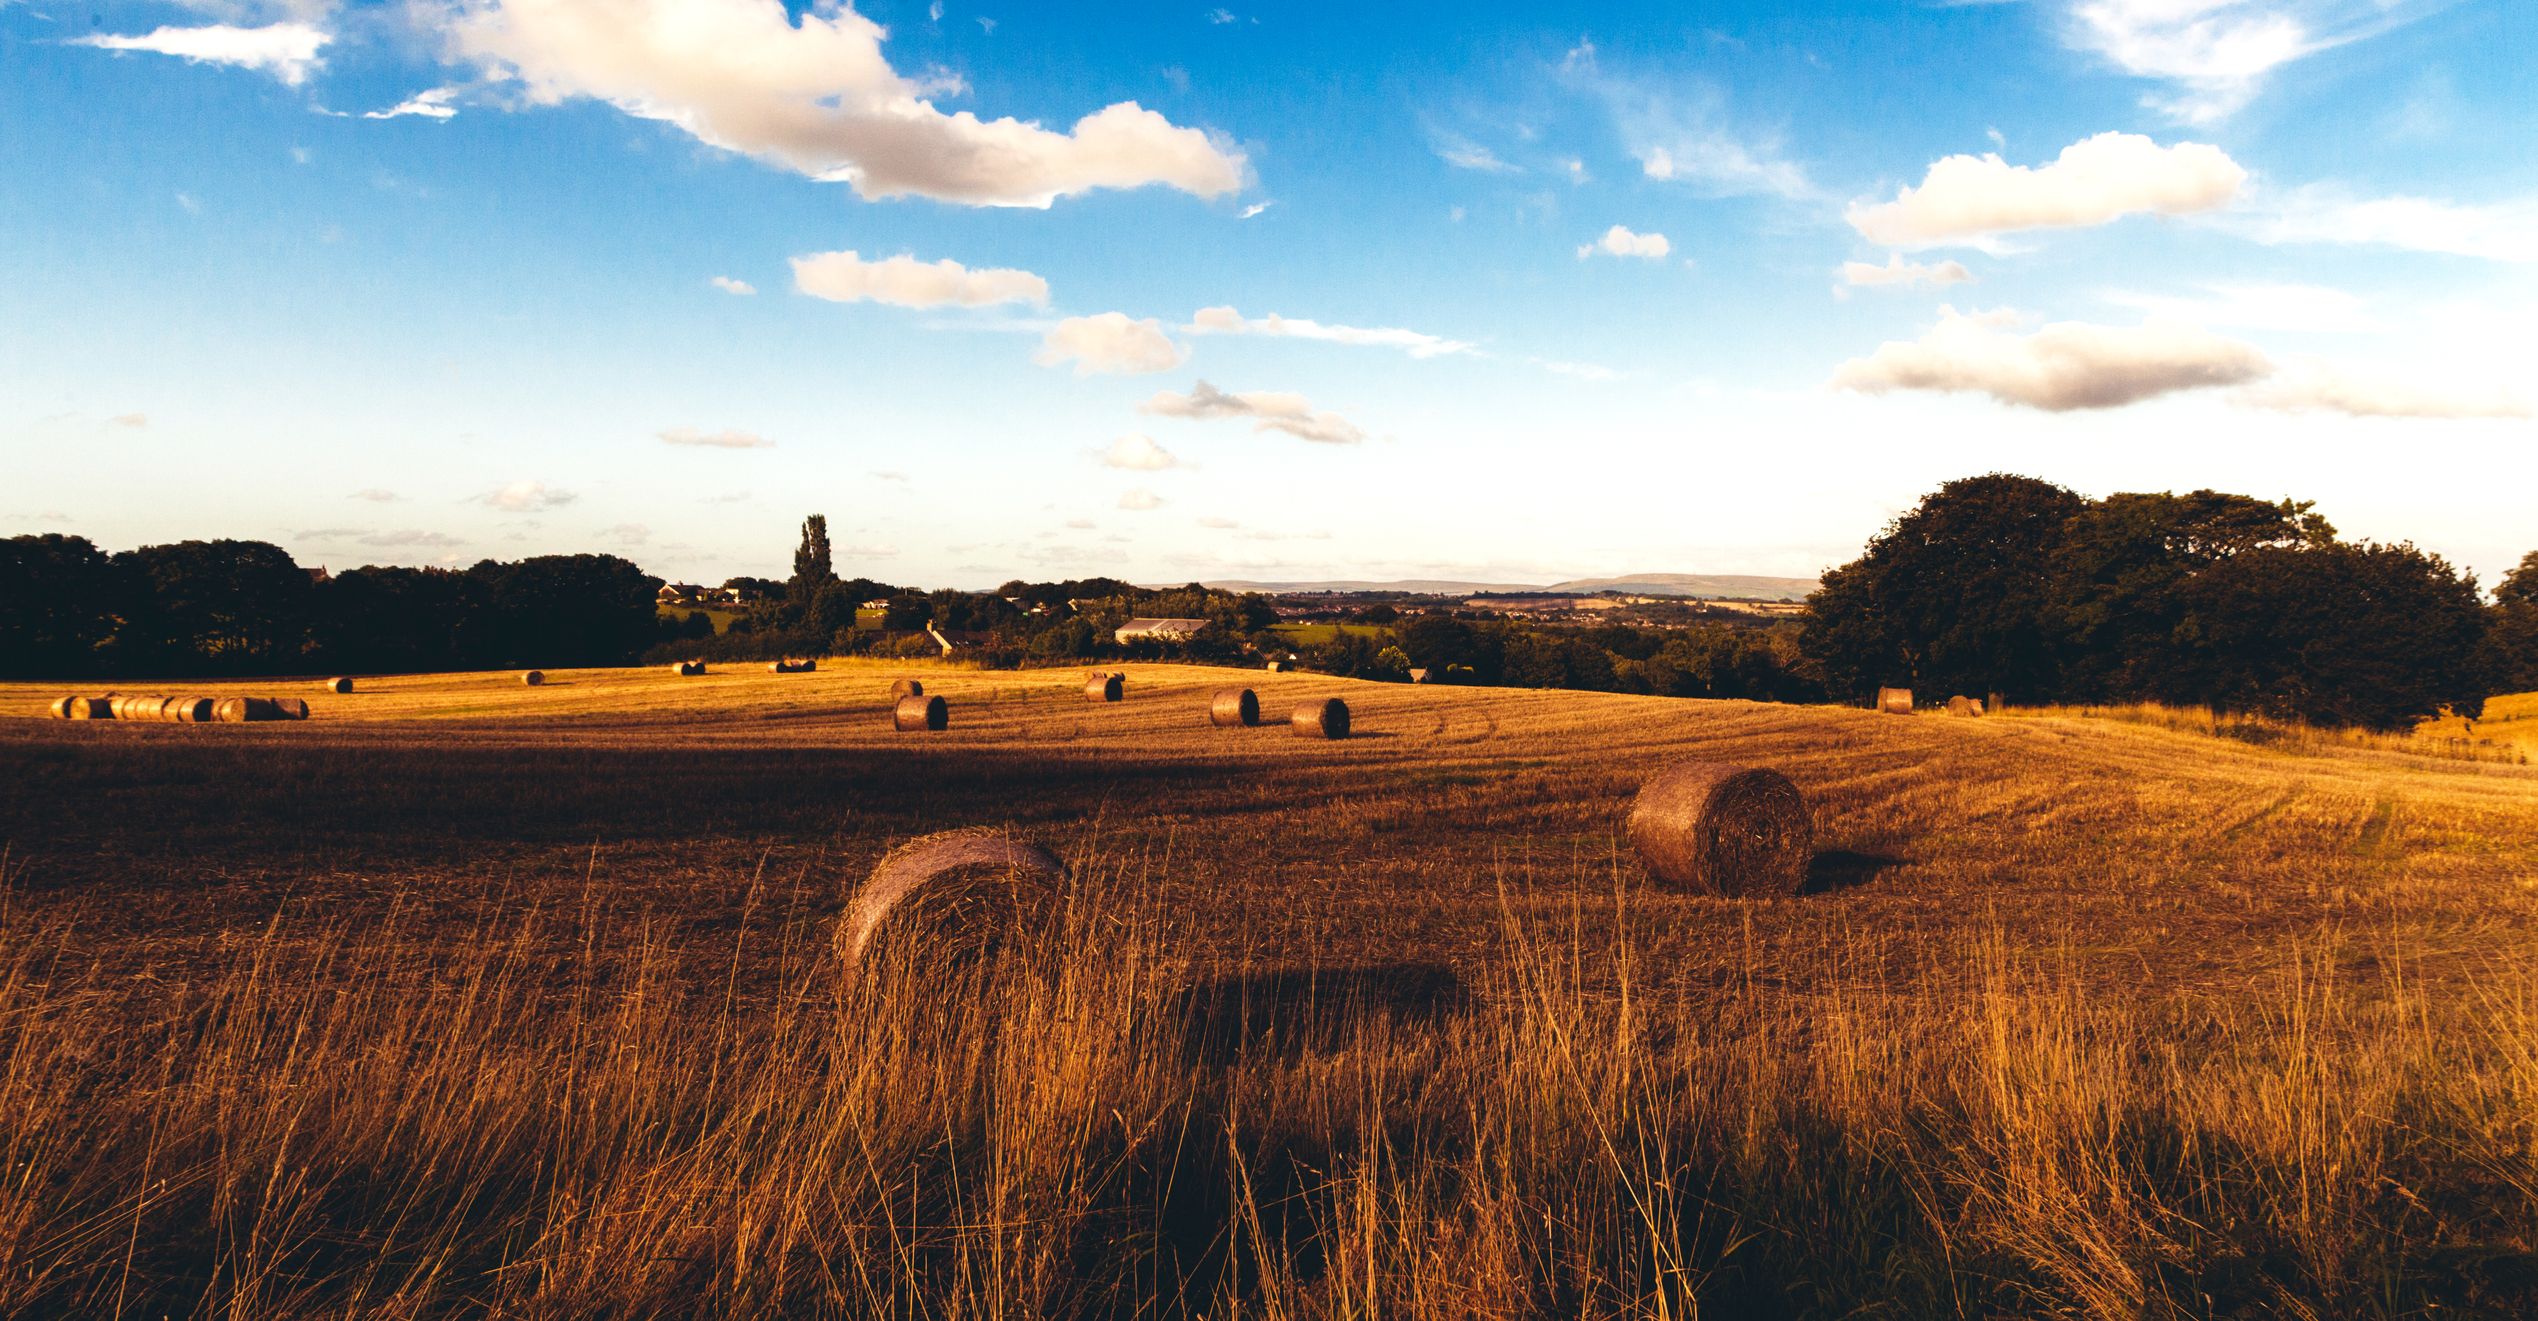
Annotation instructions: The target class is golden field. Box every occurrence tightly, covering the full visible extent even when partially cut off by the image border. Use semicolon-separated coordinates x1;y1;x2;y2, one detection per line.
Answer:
2;661;2536;1317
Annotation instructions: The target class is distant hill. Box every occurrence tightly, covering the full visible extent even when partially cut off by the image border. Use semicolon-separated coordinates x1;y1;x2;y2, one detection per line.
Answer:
1198;573;1819;602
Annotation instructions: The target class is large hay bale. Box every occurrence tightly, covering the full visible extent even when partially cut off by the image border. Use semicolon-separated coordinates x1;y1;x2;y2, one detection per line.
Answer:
839;828;1067;970
213;697;284;723
1947;695;1986;717
1292;697;1350;739
1628;761;1813;897
270;697;310;720
1086;673;1123;703
1265;659;1286;673
672;660;706;677
1210;687;1260;728
167;697;214;723
1876;686;1913;715
770;658;818;673
523;670;545;686
324;677;353;694
69;696;115;719
893;693;948;731
891;677;924;700
47;696;77;719
111;695;170;721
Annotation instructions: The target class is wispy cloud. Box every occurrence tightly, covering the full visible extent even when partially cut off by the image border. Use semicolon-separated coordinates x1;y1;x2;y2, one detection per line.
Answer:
365;86;460;120
480;480;576;512
1187;306;1474;358
2064;0;2446;125
659;426;774;449
75;22;328;86
1139;380;1366;444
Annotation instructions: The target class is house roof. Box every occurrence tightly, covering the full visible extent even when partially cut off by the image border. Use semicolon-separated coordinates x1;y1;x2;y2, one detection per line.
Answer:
1117;617;1211;634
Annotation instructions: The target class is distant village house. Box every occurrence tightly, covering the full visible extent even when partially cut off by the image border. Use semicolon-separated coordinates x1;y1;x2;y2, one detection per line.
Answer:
1115;617;1212;646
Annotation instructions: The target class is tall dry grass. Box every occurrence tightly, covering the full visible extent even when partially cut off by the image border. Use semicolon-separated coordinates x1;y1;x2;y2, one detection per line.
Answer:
3;849;2534;1319
2022;700;2531;766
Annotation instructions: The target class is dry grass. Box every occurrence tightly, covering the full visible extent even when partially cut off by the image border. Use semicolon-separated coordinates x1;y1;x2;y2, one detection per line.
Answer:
2;663;2536;1316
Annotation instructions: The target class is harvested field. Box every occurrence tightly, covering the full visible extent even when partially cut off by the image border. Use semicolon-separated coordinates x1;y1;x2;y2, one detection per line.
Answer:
1;660;2535;1316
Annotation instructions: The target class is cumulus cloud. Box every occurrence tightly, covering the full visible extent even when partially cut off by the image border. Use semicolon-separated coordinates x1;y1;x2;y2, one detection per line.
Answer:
2067;0;2438;124
75;22;329;86
1186;306;1474;358
481;480;577;511
1829;306;2272;411
1138;379;1365;444
1100;433;1180;470
2237;187;2538;264
1847;132;2244;248
2240;361;2531;420
1840;253;1975;288
366;86;461;120
659;426;773;448
709;275;756;294
791;249;1048;308
1035;313;1187;375
1118;488;1165;511
441;0;1245;207
1577;224;1670;260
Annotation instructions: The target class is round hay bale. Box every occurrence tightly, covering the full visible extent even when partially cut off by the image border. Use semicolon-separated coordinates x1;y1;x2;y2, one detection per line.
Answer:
1628;761;1813;898
1947;695;1986;717
167;697;214;723
111;695;168;721
213;697;282;723
893;693;948;731
1086;673;1123;703
47;696;77;720
672;660;706;677
1265;659;1286;673
523;670;545;686
1292;697;1350;739
270;697;310;721
70;696;115;719
1210;687;1260;727
1987;690;2006;714
891;678;924;700
840;828;1067;969
1876;686;1913;715
324;677;353;694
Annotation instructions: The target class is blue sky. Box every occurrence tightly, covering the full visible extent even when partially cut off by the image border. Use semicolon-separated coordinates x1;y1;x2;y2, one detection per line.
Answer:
4;0;2532;589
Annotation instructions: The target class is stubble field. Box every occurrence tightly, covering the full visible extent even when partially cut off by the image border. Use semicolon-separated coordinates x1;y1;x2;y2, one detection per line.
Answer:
2;660;2535;1317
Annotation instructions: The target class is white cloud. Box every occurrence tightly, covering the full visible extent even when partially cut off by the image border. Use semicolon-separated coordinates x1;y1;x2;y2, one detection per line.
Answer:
1206;8;1239;23
75;22;328;86
442;0;1245;207
1138;379;1365;444
1578;62;1812;201
709;275;756;295
1840;253;1975;288
482;480;577;511
1238;200;1272;219
659;426;773;448
1198;515;1239;529
2240;360;2531;420
790;249;1048;308
350;488;404;502
365;86;461;120
1577;224;1670;260
1186;305;1474;358
1118;488;1165;511
1035;313;1187;375
1829;306;2272;411
108;413;149;429
1433;135;1517;174
1100;433;1181;470
2066;0;2436;124
2237;187;2538;264
1847;132;2244;248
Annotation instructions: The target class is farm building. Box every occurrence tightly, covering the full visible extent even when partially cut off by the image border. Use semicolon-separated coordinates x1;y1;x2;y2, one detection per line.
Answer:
1115;618;1212;646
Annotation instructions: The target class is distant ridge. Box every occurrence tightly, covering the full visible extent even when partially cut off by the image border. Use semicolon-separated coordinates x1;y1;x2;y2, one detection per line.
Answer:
1196;572;1819;602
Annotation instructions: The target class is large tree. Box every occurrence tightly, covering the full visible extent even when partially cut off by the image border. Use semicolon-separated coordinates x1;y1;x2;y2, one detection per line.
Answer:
2481;551;2538;695
791;515;836;598
1802;473;2089;702
313;566;480;674
0;534;122;677
114;539;314;675
464;554;659;668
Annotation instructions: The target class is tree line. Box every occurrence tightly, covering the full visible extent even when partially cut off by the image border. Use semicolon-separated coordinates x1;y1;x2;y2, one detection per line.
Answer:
1801;475;2536;731
1;535;660;678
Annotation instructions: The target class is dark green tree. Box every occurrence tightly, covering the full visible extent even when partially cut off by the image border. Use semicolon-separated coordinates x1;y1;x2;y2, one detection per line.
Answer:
1802;473;2089;702
115;539;315;675
464;554;659;667
0;534;122;677
791;515;835;598
313;566;479;673
2479;551;2538;695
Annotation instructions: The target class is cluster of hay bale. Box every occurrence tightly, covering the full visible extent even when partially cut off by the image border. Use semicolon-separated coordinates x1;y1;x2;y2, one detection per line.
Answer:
1628;760;1813;897
1877;686;1913;715
1947;695;1986;717
770;658;817;673
49;694;307;723
671;660;707;677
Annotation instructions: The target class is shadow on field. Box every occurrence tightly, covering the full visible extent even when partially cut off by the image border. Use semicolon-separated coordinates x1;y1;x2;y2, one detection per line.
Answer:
1803;848;1907;894
1169;962;1469;1067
